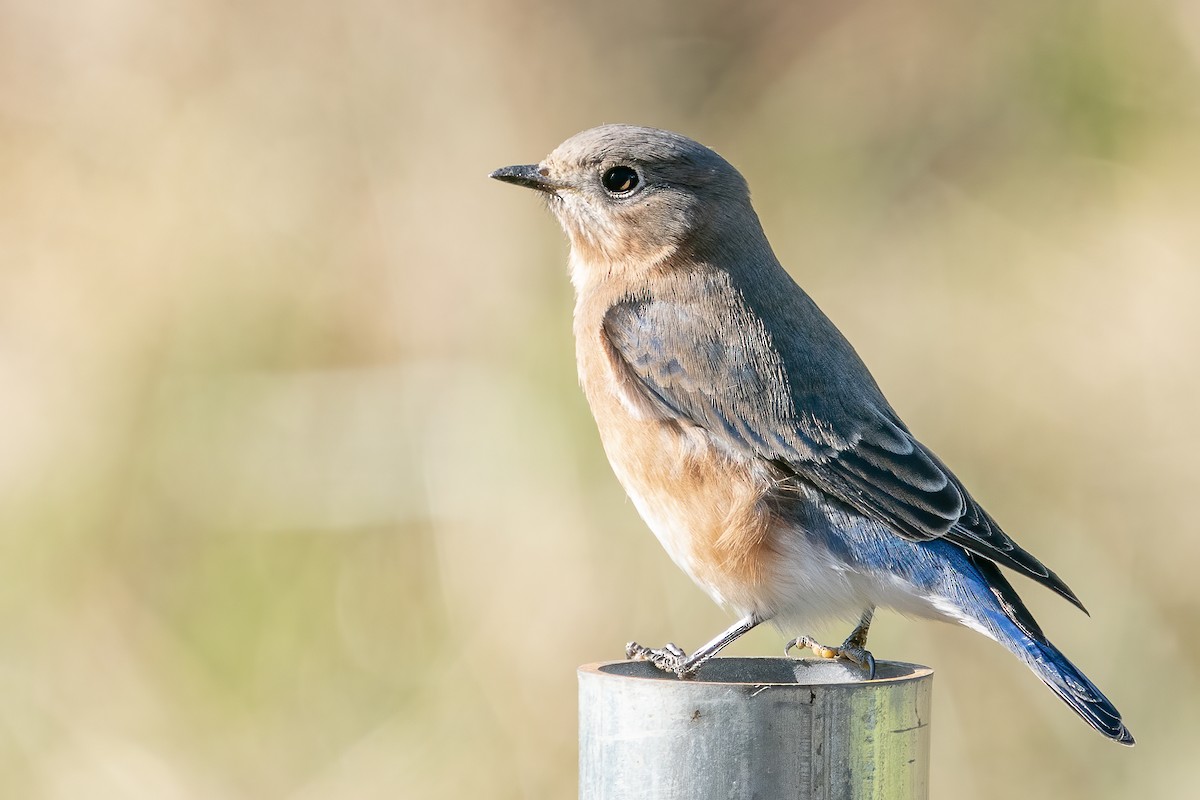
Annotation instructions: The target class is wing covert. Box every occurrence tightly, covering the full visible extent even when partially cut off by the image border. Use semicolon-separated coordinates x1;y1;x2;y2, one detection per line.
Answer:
601;292;1084;611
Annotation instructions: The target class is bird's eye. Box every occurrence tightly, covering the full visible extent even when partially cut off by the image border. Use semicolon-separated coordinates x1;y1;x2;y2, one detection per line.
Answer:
601;166;640;195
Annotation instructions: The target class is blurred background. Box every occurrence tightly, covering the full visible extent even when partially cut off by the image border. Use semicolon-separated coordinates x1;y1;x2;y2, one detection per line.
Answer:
1;0;1198;797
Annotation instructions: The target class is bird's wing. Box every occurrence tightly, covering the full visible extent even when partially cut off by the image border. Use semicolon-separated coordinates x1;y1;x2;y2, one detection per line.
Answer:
602;293;1085;612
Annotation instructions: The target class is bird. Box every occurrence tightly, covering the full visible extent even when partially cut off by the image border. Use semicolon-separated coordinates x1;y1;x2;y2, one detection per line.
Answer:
489;124;1133;745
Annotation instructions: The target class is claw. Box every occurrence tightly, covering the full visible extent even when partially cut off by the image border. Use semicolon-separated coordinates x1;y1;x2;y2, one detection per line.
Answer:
784;635;876;680
785;635;837;659
626;641;692;677
838;645;877;680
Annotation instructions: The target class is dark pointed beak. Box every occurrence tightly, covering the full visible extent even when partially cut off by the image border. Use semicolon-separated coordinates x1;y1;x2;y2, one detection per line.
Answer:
489;164;560;193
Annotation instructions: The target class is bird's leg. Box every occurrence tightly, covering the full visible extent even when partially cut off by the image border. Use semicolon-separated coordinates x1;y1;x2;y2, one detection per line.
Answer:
627;613;768;679
785;606;877;679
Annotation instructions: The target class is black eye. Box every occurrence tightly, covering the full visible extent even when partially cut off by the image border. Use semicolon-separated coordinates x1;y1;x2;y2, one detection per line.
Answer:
601;166;640;194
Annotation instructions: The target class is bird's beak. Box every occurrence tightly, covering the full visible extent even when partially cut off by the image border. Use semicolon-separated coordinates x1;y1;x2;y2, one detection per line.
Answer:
489;164;561;193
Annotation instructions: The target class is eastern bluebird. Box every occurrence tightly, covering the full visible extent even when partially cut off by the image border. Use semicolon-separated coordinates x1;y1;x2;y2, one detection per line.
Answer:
490;124;1133;745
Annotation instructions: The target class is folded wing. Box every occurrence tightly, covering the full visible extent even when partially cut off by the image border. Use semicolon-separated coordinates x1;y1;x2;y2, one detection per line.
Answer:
602;291;1085;612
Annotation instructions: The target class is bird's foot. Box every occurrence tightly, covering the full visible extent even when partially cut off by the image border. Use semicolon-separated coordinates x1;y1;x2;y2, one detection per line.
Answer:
626;641;696;678
784;635;877;680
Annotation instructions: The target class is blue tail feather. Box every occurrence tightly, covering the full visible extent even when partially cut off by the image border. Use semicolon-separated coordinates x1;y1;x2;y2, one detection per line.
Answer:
955;549;1134;745
823;521;1133;743
1014;634;1134;745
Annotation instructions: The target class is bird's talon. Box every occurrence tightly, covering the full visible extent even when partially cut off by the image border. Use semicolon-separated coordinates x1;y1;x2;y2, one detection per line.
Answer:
625;641;690;676
838;645;877;679
785;635;876;679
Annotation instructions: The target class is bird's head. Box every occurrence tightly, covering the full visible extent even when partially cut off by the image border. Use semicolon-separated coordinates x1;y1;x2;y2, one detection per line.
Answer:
490;125;758;289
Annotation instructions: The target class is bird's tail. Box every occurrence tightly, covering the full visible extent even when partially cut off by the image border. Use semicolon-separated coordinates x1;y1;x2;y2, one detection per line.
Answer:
1006;631;1134;746
967;556;1134;745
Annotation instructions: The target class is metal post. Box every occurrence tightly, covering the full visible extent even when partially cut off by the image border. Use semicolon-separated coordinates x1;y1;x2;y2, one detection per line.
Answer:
579;657;932;800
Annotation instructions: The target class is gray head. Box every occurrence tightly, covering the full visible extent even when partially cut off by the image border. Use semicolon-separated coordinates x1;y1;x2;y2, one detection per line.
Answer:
490;125;761;286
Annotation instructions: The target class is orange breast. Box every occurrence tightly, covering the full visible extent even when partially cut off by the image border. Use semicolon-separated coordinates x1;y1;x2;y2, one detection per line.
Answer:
577;321;784;614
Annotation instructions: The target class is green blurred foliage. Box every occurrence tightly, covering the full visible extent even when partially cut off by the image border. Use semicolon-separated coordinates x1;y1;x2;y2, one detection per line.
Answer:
1;0;1197;797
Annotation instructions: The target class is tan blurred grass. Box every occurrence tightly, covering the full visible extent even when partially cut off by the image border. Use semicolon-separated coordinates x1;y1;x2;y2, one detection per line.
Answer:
1;0;1198;797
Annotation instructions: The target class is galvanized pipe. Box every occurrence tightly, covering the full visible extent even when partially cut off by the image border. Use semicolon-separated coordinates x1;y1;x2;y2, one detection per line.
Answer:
578;657;932;800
